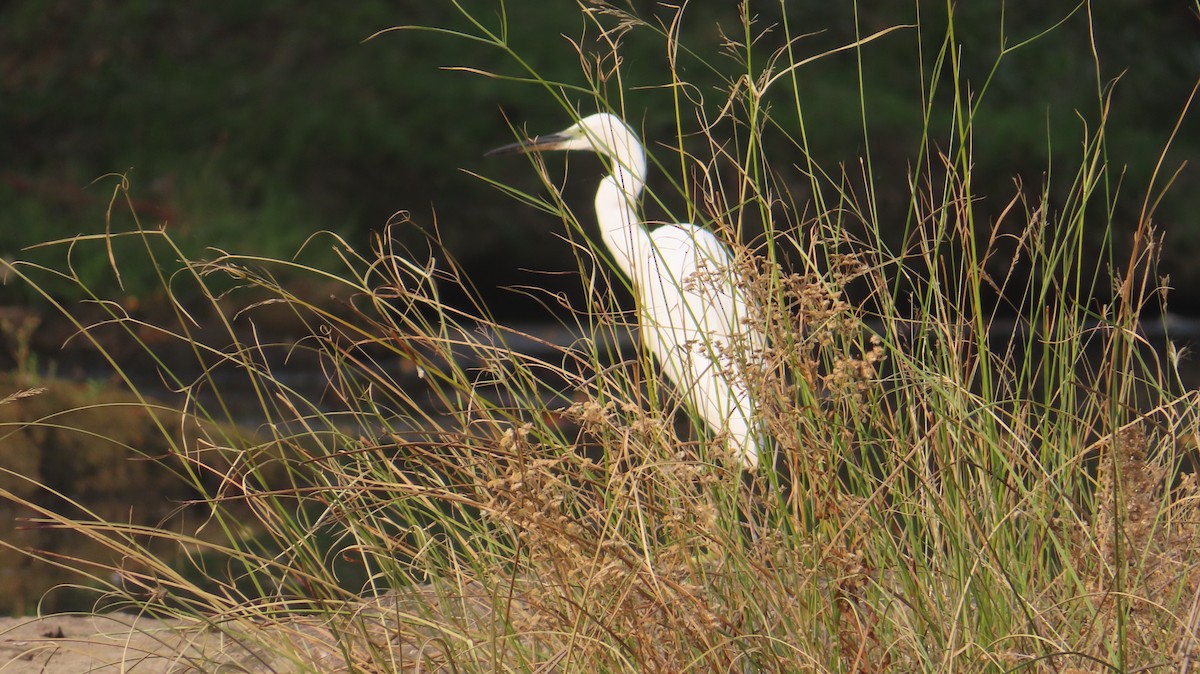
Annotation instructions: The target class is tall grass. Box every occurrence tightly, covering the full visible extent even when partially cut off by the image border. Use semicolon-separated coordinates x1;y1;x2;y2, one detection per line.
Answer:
2;1;1198;671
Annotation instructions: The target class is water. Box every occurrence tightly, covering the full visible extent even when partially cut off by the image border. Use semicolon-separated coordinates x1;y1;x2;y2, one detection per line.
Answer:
4;315;1198;614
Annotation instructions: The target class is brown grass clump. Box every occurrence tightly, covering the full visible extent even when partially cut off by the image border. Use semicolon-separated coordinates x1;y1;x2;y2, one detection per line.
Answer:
1061;418;1200;669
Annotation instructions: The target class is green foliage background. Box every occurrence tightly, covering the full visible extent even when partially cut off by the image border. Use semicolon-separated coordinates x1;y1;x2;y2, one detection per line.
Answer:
2;1;1196;312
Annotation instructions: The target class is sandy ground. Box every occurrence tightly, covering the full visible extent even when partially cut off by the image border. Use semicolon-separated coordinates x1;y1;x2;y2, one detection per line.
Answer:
0;588;523;673
0;613;292;673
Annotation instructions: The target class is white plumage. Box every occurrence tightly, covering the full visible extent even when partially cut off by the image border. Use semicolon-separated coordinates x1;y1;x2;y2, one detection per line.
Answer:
488;113;765;469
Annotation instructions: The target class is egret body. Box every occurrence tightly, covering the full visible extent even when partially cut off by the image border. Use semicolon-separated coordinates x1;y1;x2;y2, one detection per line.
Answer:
488;113;765;469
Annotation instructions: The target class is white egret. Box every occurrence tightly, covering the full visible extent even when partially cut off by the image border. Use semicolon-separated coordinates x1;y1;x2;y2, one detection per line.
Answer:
488;113;766;470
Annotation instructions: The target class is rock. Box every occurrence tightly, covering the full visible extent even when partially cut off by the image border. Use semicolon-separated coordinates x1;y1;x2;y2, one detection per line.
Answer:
0;614;266;673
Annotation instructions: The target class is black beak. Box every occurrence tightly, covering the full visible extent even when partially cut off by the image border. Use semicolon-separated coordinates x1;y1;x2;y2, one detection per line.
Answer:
484;131;572;157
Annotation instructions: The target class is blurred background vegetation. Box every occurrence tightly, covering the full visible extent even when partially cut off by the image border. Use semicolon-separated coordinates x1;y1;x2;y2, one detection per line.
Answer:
2;1;1197;316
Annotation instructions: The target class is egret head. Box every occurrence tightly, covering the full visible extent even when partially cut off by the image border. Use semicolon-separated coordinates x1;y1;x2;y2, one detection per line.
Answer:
486;113;642;166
